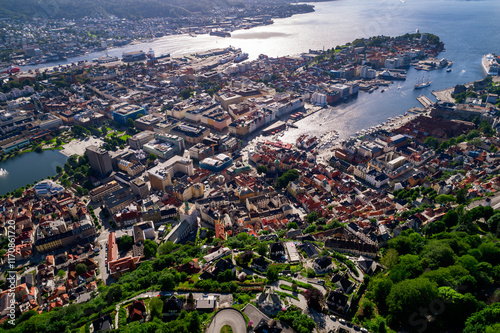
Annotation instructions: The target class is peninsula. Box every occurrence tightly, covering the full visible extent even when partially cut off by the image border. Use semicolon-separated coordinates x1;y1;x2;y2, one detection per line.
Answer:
0;32;499;333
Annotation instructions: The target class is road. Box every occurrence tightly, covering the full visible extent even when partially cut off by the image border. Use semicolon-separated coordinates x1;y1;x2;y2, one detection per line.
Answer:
468;191;500;210
432;87;455;103
113;290;234;329
93;206;112;285
206;308;246;333
114;291;158;329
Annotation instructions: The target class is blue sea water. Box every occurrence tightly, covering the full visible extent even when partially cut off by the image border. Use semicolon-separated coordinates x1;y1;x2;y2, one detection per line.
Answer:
23;0;498;140
9;0;500;188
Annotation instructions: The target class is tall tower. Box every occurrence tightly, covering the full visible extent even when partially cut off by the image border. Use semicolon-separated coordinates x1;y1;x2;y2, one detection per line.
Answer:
86;145;113;176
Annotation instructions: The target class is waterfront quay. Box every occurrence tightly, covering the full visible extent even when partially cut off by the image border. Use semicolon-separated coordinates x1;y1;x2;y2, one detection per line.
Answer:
2;27;500;333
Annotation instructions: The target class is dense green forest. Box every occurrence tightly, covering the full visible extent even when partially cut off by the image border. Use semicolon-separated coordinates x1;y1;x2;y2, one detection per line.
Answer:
0;236;263;333
0;0;292;20
0;0;197;19
355;205;500;333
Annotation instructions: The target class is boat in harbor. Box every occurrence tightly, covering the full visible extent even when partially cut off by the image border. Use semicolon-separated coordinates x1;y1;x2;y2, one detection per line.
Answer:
0;64;19;74
234;53;249;63
414;74;431;89
92;54;119;64
210;31;231;38
482;54;500;76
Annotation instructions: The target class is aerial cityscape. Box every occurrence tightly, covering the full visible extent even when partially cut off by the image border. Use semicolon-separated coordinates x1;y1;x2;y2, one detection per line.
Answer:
0;1;500;333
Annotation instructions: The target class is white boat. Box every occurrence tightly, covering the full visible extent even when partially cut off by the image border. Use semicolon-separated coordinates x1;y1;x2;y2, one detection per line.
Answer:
234;53;249;63
0;168;8;176
414;74;431;89
482;54;500;76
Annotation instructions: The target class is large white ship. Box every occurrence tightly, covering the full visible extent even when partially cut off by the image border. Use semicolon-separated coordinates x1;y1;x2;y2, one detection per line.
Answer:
482;54;500;76
234;53;249;63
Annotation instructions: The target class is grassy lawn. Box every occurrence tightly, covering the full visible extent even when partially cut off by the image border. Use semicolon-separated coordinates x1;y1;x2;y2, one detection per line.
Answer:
279;277;313;290
290;263;303;273
178;273;200;288
279;284;297;292
220;325;233;333
275;290;299;301
201;311;216;328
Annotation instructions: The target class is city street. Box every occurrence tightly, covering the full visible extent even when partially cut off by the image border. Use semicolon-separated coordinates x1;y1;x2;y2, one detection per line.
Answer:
92;206;113;284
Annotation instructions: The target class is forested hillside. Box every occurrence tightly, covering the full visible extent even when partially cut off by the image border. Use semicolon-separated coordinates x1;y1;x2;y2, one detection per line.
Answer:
355;205;500;333
0;0;294;19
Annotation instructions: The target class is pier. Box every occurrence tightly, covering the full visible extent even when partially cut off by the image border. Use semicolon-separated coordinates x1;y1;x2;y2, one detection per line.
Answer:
417;95;434;108
262;120;286;136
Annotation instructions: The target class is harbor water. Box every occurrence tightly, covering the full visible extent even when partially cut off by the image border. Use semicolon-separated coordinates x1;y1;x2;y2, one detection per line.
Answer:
9;0;500;188
22;0;500;141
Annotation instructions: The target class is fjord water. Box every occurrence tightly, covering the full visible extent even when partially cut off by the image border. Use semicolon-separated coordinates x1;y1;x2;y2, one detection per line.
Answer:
24;0;497;140
16;1;500;148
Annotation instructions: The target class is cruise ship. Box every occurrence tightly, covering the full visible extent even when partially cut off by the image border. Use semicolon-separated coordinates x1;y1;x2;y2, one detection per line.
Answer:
234;53;249;63
482;54;500;76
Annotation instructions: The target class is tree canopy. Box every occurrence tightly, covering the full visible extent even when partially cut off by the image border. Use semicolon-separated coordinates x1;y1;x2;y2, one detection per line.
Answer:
276;169;299;189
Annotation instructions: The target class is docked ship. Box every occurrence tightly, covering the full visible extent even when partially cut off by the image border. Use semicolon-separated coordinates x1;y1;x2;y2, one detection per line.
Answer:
0;63;11;73
234;53;249;63
414;74;431;89
92;54;119;64
210;31;231;38
296;134;318;150
0;64;19;74
482;54;500;76
378;69;406;80
155;53;171;60
122;50;146;62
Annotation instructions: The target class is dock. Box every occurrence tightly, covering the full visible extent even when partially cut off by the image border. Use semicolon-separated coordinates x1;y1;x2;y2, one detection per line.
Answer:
417;95;434;108
407;106;426;115
262;120;286;136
